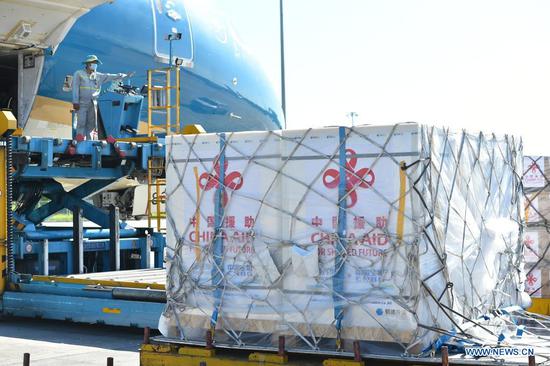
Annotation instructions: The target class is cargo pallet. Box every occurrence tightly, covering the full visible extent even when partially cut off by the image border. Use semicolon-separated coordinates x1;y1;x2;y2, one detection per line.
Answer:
139;336;538;366
529;298;550;316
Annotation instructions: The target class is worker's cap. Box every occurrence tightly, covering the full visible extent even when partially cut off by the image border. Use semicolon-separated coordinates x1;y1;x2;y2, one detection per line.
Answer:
82;54;102;64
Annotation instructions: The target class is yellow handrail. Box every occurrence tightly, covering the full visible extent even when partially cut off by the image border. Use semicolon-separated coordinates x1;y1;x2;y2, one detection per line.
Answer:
147;66;181;137
145;66;181;232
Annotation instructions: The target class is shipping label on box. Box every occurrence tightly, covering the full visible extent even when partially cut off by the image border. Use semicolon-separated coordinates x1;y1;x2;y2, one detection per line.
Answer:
523;156;546;188
524;231;540;263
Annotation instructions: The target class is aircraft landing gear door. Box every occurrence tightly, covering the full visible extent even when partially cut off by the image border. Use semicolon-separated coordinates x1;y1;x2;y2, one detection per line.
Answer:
151;0;194;66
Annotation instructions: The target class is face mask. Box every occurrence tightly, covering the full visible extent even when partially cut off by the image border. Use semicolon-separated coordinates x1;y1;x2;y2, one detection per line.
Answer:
88;63;98;72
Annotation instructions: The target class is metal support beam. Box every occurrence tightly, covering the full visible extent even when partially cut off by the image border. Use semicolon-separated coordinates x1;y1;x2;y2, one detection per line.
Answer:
152;234;165;269
20;166;127;180
141;233;152;269
109;205;120;271
27;179;116;227
14;137;164;160
40;138;53;170
30;196;109;227
72;207;83;274
92;145;102;170
42;239;50;276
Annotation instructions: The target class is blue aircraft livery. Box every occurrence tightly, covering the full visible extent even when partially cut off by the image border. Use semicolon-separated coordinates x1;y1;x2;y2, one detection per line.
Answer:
25;0;284;138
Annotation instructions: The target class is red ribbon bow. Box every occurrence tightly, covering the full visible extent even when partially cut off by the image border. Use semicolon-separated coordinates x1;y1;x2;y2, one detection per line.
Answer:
322;148;375;208
199;158;244;207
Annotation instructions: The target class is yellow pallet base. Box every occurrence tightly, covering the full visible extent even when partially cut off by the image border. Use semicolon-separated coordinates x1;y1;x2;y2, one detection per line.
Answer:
140;344;283;366
140;344;363;366
323;359;364;366
528;298;550;316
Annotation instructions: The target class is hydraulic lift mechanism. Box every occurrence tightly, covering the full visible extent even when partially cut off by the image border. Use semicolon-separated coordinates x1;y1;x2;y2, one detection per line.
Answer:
11;81;167;275
0;69;193;327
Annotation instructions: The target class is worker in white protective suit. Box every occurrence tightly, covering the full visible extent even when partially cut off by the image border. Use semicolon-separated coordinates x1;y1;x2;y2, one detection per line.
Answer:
72;55;129;140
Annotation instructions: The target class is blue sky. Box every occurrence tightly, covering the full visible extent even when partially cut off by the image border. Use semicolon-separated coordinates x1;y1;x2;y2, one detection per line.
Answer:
215;0;550;155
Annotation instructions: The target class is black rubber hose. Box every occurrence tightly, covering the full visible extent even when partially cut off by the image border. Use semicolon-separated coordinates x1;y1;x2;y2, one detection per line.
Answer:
6;136;14;275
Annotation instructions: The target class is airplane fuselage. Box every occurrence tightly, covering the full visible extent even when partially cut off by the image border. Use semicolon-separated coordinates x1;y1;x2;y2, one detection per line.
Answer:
26;0;284;137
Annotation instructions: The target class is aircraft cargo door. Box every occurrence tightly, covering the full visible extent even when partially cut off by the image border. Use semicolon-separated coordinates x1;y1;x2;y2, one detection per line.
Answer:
0;0;112;127
0;0;112;52
151;0;194;66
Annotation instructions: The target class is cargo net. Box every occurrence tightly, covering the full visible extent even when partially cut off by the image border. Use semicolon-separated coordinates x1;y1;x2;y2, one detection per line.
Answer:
160;123;550;361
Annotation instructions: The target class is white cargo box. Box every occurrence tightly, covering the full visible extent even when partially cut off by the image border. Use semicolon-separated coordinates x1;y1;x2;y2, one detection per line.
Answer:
160;123;523;355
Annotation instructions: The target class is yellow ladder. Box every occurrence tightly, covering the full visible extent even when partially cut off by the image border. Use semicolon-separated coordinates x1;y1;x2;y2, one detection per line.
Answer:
147;158;166;232
146;67;181;231
146;66;181;136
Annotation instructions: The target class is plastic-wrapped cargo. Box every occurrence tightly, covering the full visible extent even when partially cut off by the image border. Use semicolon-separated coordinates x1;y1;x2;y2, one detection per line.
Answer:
160;123;524;355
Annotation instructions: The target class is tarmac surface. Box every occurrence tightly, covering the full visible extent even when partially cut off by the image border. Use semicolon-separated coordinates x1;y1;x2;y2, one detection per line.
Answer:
0;317;144;365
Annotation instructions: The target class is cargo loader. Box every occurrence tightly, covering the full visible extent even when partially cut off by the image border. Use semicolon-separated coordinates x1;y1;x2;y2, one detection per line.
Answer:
0;67;192;329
